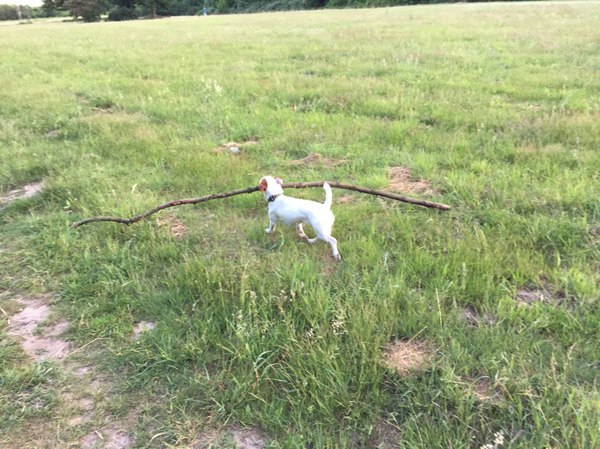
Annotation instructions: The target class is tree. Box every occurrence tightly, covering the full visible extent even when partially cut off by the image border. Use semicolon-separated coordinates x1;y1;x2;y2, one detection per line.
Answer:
112;0;136;8
0;4;19;20
42;0;66;16
143;0;172;18
68;0;108;21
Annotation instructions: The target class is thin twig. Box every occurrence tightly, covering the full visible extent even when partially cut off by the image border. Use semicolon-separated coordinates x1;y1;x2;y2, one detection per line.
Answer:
70;182;450;228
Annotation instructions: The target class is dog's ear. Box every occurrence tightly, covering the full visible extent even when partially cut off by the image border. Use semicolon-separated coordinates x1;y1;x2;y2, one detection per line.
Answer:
275;177;283;185
259;178;267;192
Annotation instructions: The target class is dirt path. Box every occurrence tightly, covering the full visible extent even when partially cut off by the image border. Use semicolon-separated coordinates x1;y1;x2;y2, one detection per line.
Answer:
2;182;136;447
1;181;267;448
0;181;45;208
4;294;136;449
4;294;269;448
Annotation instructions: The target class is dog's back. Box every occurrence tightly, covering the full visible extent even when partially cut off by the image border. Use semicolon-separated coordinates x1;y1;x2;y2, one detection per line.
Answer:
269;195;333;228
261;176;340;260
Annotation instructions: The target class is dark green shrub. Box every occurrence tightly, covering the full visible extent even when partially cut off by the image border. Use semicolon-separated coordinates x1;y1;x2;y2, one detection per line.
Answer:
68;0;107;21
107;5;138;20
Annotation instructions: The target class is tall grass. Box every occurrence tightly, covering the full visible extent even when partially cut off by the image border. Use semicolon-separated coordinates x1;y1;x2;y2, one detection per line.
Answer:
1;3;599;448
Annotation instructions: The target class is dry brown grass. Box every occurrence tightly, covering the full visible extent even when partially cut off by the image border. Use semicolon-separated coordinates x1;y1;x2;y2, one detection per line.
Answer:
515;143;563;155
387;166;437;195
156;214;187;239
384;340;434;376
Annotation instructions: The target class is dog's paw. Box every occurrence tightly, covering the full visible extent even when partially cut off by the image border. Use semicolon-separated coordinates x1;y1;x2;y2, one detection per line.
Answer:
265;228;272;234
333;253;342;262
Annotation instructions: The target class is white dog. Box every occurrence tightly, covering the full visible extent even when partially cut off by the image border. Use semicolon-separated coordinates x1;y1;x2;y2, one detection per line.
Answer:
259;176;341;261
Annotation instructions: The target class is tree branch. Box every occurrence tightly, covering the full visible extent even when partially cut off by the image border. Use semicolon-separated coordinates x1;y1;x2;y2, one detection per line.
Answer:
70;182;450;228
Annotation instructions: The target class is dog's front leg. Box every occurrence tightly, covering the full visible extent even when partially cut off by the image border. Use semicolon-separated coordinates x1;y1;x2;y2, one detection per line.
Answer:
265;213;278;234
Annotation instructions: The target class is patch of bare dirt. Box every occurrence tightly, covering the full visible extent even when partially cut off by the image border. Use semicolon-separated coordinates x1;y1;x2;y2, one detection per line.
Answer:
193;427;268;449
387;166;437;195
336;195;355;204
156;214;187;239
7;296;70;361
384;340;433;376
82;427;133;449
67;358;139;449
516;286;564;307
0;181;44;206
290;152;346;168
214;140;258;154
461;306;497;327
472;377;502;405
366;420;402;449
60;381;97;427
66;395;94;427
132;321;156;341
231;428;267;449
192;428;220;448
3;294;142;449
74;364;93;377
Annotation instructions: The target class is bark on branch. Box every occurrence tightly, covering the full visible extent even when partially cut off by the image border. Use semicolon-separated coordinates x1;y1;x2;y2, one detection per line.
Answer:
70;181;450;228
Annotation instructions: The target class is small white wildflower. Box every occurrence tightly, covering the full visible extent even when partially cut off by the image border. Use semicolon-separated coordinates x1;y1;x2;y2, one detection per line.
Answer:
304;328;315;341
331;307;346;335
494;432;504;446
332;319;345;335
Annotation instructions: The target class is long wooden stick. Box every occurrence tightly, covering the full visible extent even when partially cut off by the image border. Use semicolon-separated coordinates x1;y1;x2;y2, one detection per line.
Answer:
70;182;450;228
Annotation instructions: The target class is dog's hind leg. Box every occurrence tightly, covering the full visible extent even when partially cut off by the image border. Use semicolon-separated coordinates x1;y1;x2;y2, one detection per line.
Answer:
296;223;309;241
298;223;320;244
325;235;341;261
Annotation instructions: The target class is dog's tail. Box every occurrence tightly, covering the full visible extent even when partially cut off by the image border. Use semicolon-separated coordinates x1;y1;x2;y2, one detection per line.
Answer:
323;182;333;209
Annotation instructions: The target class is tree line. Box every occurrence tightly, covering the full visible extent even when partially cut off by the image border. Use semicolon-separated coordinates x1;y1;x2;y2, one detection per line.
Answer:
1;0;523;23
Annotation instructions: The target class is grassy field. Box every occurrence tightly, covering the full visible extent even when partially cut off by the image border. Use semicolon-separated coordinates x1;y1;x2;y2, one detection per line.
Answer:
1;2;599;448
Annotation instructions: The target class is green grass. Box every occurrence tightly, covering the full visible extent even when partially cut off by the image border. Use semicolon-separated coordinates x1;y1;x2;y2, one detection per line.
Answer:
1;2;599;448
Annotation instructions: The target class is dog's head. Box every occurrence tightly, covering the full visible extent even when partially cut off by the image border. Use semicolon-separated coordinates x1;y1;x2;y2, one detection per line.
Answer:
259;176;284;201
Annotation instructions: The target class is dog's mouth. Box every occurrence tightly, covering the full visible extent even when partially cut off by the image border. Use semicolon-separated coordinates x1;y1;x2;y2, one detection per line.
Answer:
259;179;267;192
